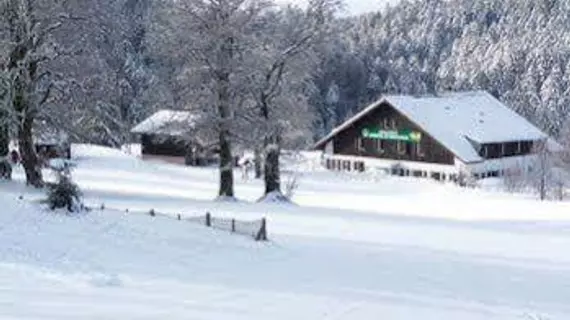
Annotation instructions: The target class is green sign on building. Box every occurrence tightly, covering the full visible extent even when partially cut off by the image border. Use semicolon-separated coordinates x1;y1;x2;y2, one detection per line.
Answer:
362;128;422;142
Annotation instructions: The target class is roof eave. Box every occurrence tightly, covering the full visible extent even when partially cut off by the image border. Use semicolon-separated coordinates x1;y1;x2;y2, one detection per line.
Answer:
461;159;485;165
312;97;389;150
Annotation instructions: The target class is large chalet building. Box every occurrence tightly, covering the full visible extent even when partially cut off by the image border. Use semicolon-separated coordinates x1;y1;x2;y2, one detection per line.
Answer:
314;91;557;182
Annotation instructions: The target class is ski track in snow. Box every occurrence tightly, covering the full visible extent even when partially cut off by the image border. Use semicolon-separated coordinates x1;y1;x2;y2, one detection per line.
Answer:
0;144;569;319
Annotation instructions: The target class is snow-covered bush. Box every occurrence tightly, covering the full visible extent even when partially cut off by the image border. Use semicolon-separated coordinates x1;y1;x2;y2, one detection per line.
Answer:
45;159;83;213
284;172;300;200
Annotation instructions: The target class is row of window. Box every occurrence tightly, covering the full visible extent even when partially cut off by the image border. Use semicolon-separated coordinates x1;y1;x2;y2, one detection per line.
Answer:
479;141;533;159
392;167;459;182
325;158;365;172
324;157;462;183
325;158;526;183
356;137;424;157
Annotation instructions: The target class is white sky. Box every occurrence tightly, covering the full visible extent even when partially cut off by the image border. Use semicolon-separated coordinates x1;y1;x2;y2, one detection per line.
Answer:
342;0;401;15
284;0;402;15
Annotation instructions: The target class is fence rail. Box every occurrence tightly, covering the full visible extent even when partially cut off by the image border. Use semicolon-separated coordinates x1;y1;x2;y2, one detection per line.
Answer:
100;206;269;242
178;211;268;241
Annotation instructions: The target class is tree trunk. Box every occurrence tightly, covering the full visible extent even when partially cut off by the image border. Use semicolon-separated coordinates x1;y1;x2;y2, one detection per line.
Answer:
216;35;234;198
184;144;195;166
18;114;43;188
263;134;281;195
0;123;9;157
0;121;11;180
254;147;262;179
12;70;43;188
218;127;234;197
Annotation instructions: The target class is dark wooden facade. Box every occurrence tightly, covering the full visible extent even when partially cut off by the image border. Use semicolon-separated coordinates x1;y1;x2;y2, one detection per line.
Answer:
319;101;540;167
141;134;186;157
477;141;534;159
327;101;456;165
141;134;217;166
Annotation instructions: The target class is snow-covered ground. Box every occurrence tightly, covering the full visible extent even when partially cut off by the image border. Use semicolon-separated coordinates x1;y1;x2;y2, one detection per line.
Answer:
1;144;570;319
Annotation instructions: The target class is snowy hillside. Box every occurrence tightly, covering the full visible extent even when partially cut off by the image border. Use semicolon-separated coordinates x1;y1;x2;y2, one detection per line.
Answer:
1;144;570;319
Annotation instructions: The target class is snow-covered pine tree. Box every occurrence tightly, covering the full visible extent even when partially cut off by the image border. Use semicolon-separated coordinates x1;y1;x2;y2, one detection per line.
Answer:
45;159;83;213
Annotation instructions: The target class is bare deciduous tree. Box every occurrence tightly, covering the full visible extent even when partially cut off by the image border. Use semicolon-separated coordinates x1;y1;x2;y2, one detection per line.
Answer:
526;139;568;201
150;0;270;199
0;0;78;187
245;0;339;200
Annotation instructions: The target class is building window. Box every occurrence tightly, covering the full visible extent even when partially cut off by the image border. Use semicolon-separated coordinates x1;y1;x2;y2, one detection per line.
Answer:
517;141;522;154
416;143;424;157
405;143;412;155
376;139;385;153
355;137;363;152
481;145;488;158
352;161;365;172
397;141;406;154
383;118;389;129
391;119;397;129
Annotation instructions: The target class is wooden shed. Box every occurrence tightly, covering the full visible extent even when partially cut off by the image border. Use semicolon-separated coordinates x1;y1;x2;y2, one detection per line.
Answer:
131;110;218;166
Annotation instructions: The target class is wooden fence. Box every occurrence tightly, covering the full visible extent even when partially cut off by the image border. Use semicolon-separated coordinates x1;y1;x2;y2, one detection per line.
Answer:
148;209;268;241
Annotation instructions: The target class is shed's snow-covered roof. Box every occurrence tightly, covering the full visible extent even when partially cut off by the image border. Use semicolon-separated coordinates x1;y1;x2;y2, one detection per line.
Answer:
314;91;548;163
131;110;199;136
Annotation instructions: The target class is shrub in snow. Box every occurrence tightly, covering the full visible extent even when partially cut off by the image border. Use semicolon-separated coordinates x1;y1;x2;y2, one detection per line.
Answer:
46;175;83;212
45;159;83;213
257;174;299;204
284;172;300;200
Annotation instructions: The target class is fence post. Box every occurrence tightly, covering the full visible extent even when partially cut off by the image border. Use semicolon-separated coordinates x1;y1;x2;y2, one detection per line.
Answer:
255;217;267;241
231;218;236;232
205;212;211;227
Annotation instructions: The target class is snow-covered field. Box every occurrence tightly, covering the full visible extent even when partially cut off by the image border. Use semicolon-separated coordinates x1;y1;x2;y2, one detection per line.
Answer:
1;144;570;319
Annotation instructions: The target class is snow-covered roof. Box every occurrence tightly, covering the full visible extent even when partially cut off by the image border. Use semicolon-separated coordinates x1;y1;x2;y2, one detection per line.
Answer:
314;91;548;163
131;110;200;136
